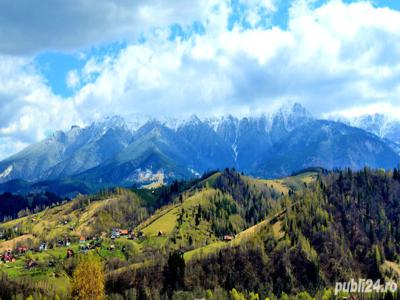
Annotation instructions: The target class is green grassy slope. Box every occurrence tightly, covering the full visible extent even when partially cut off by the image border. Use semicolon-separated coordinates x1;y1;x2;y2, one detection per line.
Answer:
0;169;318;296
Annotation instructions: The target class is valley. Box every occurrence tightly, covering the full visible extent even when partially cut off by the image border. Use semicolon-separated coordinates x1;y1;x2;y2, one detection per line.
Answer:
1;168;400;299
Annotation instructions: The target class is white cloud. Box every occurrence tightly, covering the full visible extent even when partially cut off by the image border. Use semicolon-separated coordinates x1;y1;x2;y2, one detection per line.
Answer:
66;69;80;89
239;0;277;27
0;138;29;161
324;102;400;119
0;55;81;158
0;0;223;55
1;0;400;159
67;0;400;119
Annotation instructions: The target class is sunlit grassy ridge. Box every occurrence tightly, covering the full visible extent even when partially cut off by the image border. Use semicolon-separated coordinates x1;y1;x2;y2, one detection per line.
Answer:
0;169;319;298
0;196;118;241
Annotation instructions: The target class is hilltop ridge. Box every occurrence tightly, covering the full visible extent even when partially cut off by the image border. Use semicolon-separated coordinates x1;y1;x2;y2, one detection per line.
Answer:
2;169;400;299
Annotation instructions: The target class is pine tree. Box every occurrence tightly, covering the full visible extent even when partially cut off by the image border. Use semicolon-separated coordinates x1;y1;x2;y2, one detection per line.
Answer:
393;168;399;181
164;251;186;296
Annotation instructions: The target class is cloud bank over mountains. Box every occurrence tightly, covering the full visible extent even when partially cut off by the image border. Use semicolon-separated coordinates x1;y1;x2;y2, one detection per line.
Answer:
1;0;400;158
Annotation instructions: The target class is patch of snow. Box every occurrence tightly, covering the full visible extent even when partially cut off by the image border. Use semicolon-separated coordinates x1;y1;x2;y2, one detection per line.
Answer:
232;142;238;162
66;125;81;139
172;114;203;130
0;165;13;180
97;115;127;129
205;117;221;132
188;168;200;177
127;120;145;132
161;116;188;131
338;113;400;142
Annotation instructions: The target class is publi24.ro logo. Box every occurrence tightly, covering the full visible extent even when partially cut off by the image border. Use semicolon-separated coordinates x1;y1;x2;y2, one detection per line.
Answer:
335;279;398;295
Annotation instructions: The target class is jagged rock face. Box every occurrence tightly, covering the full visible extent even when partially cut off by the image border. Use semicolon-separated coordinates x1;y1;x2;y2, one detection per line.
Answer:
0;116;133;183
254;120;400;178
342;113;400;144
0;103;399;187
339;113;400;154
176;116;235;170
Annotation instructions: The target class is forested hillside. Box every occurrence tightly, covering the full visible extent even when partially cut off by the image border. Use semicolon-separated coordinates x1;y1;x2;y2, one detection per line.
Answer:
1;169;400;299
0;192;64;221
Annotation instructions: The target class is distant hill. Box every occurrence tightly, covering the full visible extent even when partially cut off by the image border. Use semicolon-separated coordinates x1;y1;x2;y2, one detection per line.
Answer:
0;178;95;198
0;191;64;221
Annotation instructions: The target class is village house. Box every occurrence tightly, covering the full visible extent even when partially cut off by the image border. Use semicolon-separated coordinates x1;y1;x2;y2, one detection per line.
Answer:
39;242;48;252
111;228;120;239
119;229;129;236
1;249;15;263
16;246;28;254
223;235;234;242
56;237;71;247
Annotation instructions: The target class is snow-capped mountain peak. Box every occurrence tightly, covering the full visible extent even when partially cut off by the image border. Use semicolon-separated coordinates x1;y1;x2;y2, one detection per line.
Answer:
94;115;128;131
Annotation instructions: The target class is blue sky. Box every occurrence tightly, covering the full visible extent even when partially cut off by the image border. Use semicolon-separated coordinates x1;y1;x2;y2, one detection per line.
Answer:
1;0;400;158
34;43;125;97
31;0;400;98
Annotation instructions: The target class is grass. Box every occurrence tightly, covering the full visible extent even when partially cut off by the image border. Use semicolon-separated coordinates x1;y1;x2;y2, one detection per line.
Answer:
382;260;400;279
0;234;37;252
272;221;284;240
119;187;227;256
0;196;118;241
0;239;139;296
0;243;82;278
141;206;180;237
106;260;150;278
0;259;71;296
139;189;220;238
183;208;288;262
138;203;179;231
0;171;316;284
0;259;26;277
184;241;226;261
199;172;221;187
260;179;290;195
257;172;318;195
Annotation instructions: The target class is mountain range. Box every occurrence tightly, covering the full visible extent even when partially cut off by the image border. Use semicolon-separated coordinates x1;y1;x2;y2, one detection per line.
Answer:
0;103;399;194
